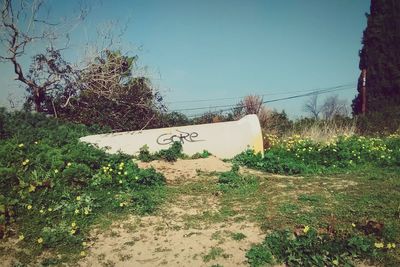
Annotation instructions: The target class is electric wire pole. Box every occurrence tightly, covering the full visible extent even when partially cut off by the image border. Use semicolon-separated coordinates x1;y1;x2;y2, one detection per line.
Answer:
361;69;367;115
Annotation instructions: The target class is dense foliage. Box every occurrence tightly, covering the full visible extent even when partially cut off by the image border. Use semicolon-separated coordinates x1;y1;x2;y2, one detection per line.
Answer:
353;0;400;114
55;50;165;131
246;227;384;267
234;134;400;175
0;110;166;264
138;142;211;162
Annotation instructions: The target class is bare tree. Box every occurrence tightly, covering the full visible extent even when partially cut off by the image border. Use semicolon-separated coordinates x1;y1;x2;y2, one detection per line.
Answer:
321;95;349;120
303;93;321;119
232;94;276;129
233;95;264;119
0;0;86;112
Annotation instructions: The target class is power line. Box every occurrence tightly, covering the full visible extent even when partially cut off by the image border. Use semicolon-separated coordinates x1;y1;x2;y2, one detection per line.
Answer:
171;83;355;113
166;82;355;104
183;85;355;118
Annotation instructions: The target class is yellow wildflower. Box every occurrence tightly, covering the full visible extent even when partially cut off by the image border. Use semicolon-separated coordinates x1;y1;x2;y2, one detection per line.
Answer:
332;259;339;266
54;169;59;174
82;241;87;246
351;223;356;227
118;171;121;175
84;208;90;215
39;209;44;214
75;209;80;214
303;225;310;234
387;243;396;249
124;171;128;175
22;159;29;166
34;141;38;144
37;237;43;244
18;234;24;241
119;180;123;184
80;251;86;256
67;162;72;167
29;184;36;192
48;207;53;212
70;229;76;235
76;196;81;201
71;222;76;227
18;143;24;148
27;205;32;210
119;203;124;207
374;242;384;248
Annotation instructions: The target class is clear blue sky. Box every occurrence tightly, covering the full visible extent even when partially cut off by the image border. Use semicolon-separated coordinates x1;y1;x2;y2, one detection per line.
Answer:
0;0;370;118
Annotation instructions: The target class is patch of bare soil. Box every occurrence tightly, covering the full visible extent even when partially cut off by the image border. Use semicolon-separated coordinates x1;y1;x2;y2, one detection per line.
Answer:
79;157;264;267
136;156;231;184
80;216;263;267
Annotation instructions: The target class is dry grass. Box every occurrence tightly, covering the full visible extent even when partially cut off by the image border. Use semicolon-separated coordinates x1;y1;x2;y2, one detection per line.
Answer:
285;120;356;143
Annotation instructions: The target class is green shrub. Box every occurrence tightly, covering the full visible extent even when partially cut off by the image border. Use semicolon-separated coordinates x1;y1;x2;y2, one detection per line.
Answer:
217;165;259;195
155;141;184;162
234;134;400;175
191;150;212;159
138;145;155;162
356;106;400;135
138;141;210;162
246;228;379;267
0;110;166;263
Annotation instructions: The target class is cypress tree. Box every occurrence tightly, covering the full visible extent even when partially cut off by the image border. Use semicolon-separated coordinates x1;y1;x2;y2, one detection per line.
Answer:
352;0;400;114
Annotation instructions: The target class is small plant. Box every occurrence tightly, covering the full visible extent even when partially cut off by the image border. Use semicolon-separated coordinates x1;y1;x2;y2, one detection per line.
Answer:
138;141;186;162
138;145;155;162
203;247;225;262
246;227;382;267
231;232;247;241
191;150;212;159
155;141;184;162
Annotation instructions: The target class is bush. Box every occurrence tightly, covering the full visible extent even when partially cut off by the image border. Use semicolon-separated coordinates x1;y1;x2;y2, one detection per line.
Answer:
234;134;400;175
137;142;211;162
356;106;400;136
0;110;166;263
246;227;379;267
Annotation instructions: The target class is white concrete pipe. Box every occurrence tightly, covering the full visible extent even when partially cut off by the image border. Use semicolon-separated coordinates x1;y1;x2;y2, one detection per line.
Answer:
80;114;263;159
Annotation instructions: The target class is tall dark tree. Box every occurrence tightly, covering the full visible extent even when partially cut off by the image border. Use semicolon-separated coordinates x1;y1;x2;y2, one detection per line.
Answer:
352;0;400;114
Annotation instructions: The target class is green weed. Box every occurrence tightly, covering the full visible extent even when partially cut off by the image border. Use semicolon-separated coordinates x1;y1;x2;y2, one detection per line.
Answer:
234;134;400;175
246;227;380;267
231;232;247;241
0;111;166;263
203;247;226;262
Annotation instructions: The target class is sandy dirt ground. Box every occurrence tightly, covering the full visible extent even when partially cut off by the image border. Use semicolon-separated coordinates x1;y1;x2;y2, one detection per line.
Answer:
78;157;265;267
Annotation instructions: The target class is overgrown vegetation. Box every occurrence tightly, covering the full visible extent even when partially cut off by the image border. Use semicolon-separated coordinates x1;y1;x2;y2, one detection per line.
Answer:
174;164;399;266
0;110;166;265
234;134;400;175
138;142;211;162
246;227;382;266
227;131;400;266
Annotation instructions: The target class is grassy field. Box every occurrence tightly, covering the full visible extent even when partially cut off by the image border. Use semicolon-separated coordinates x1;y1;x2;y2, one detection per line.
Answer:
1;111;399;266
157;164;399;266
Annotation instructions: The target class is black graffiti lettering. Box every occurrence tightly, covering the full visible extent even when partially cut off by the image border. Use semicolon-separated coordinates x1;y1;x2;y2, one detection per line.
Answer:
156;130;204;145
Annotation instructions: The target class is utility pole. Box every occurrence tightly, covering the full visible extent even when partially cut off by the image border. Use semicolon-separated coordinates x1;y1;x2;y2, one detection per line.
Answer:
361;69;367;115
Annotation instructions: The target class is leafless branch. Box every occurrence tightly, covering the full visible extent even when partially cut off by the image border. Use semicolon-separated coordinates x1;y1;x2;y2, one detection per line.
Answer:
303;93;321;119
